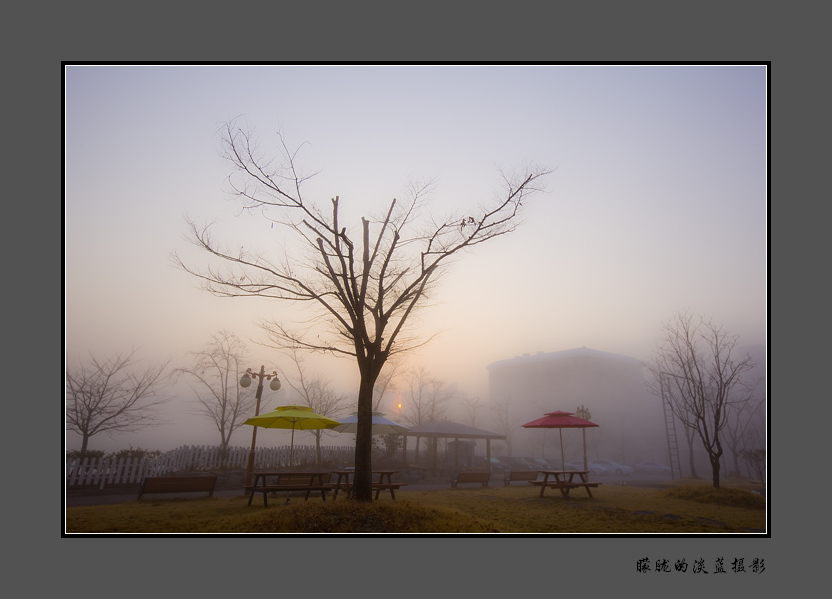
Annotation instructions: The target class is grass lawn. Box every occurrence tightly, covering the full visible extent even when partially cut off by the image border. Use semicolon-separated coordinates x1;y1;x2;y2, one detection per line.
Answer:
65;481;766;534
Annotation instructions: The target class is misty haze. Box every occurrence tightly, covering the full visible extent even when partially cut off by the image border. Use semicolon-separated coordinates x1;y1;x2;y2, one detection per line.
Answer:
65;65;767;503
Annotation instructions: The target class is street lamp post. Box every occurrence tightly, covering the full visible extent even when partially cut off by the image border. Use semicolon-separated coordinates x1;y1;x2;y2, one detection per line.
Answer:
240;365;281;487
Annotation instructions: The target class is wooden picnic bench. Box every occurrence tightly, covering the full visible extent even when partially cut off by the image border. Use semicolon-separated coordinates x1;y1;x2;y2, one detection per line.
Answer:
504;470;540;486
138;475;217;500
331;470;408;500
371;480;407;500
532;470;601;498
247;471;333;507
450;470;491;488
530;480;601;496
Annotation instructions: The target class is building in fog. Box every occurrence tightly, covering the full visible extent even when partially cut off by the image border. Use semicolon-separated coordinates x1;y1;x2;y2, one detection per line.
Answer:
486;346;667;466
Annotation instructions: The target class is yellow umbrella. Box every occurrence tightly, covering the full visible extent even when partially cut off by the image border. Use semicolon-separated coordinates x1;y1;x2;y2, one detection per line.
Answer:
244;405;340;467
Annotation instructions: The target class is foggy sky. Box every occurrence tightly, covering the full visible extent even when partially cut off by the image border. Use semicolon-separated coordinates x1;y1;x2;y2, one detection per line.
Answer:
64;64;767;452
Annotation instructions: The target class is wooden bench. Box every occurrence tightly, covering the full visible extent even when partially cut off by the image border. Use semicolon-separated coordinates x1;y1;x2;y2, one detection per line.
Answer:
450;471;491;488
530;480;601;498
247;472;333;507
138;475;217;500
504;470;541;486
372;481;408;500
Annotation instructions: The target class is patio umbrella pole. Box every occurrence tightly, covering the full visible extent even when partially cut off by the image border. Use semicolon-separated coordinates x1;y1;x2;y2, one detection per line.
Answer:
290;426;295;468
582;429;587;471
559;430;565;470
284;424;297;504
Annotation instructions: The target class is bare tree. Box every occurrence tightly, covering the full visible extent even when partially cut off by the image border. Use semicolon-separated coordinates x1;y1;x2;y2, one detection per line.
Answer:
723;393;764;477
174;121;550;500
490;395;514;456
399;367;454;464
66;350;169;459
738;391;766;483
458;394;483;428
279;347;350;463
739;448;765;484
176;331;254;456
648;312;757;488
400;366;453;426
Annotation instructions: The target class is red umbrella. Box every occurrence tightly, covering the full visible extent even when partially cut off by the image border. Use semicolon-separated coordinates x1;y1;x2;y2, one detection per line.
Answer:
522;410;599;470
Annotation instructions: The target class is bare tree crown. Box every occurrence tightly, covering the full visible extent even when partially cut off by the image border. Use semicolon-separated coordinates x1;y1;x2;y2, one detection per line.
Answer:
175;123;550;365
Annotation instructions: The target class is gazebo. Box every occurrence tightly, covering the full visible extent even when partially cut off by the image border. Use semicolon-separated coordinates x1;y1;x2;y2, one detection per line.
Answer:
401;421;505;471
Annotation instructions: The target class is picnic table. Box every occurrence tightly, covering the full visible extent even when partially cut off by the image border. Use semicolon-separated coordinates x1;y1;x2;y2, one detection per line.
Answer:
331;470;407;500
531;470;601;498
246;471;333;506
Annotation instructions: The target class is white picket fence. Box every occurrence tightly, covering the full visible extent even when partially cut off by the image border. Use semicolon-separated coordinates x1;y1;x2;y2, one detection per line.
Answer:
66;444;356;488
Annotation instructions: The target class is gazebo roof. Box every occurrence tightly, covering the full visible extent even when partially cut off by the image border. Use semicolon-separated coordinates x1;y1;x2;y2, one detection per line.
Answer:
403;421;505;440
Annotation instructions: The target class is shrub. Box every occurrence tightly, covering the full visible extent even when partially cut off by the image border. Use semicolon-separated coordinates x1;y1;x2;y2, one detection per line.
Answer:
661;485;765;509
66;449;105;460
107;447;163;461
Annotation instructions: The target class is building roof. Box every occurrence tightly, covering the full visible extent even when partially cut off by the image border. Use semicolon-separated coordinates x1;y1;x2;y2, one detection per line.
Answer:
402;421;505;439
486;346;644;371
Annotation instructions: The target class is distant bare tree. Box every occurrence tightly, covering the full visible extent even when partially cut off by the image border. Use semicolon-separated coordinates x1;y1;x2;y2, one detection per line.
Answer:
739;448;765;483
66;350;169;459
490;395;514;456
739;392;766;482
174;121;550;500
400;366;453;427
372;358;403;413
724;392;764;477
459;394;483;428
279;347;350;463
176;331;254;456
399;367;454;463
648;313;757;488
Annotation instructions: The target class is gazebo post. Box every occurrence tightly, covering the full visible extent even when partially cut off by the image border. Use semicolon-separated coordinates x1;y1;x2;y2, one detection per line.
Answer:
400;422;506;473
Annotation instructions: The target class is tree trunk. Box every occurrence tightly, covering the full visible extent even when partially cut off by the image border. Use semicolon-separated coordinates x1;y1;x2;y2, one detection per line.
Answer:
710;455;721;488
684;427;699;478
352;370;378;502
708;436;723;488
80;435;90;461
731;449;741;479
